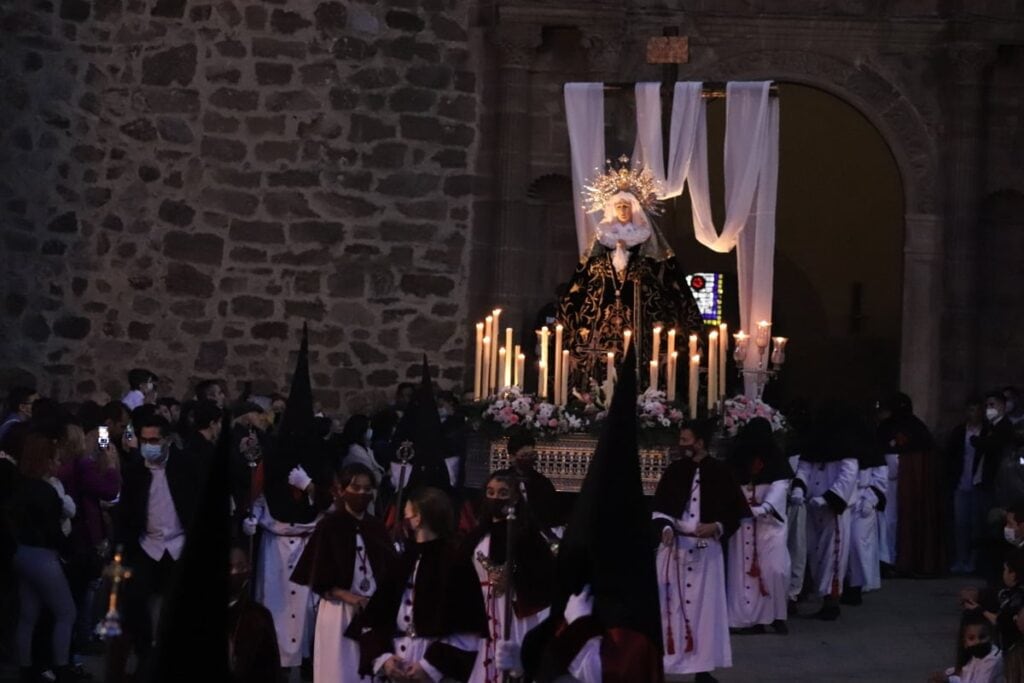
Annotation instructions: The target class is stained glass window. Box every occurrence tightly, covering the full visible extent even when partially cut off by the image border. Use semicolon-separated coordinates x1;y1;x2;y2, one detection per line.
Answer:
685;272;723;326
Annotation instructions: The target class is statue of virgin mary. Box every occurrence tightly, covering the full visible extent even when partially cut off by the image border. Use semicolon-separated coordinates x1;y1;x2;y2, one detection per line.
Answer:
555;160;704;388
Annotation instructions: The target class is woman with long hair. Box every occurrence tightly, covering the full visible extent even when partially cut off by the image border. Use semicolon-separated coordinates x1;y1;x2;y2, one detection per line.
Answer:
339;414;386;488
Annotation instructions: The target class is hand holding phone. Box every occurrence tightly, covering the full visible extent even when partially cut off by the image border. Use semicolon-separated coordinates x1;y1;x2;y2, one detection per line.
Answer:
97;426;110;450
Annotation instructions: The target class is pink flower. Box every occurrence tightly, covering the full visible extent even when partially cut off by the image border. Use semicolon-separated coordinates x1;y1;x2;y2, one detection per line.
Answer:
548;418;559;428
507;414;520;425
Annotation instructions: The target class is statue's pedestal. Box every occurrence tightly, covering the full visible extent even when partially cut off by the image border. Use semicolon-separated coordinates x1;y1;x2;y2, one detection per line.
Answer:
466;434;671;495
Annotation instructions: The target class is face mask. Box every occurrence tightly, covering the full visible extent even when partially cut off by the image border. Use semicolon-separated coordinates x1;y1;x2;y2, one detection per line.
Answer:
342;491;373;515
140;443;164;461
679;446;697;460
364;428;373;443
144;381;154;392
438;407;451;420
986;408;1000;421
964;641;992;660
228;573;249;602
482;498;509;520
1008;400;1017;413
1006;526;1020;544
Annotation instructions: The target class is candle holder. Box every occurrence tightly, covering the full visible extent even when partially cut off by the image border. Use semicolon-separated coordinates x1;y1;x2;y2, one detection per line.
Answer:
735;341;788;400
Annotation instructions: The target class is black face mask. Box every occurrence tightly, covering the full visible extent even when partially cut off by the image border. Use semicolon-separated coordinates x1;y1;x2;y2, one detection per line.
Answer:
229;574;249;603
964;641;992;660
482;498;510;520
679;446;697;460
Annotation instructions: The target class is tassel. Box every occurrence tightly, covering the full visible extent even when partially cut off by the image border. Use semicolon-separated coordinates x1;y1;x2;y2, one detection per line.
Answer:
830;514;842;599
685;621;694;652
663;545;675;654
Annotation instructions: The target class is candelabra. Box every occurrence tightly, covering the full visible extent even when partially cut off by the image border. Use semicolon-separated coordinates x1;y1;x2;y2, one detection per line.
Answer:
96;545;132;639
733;324;788;400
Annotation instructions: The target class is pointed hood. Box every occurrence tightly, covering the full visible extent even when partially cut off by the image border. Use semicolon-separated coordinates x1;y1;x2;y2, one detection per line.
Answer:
150;414;231;681
280;322;314;442
554;345;663;649
393;355;451;491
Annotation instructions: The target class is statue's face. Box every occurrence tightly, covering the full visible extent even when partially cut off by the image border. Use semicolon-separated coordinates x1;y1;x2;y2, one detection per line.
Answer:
614;200;632;224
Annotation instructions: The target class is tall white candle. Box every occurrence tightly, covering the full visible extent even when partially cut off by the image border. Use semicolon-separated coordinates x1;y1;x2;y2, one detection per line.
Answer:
688;334;698;359
491;309;502;392
652;325;662;365
513;344;521;387
689;354;700;419
482;336;491;398
554;325;564;405
474;322;484;400
515;352;525;389
649;360;659;392
539;361;547;399
623;329;632;356
498;347;507;391
707;331;719;412
718;323;727;399
561;349;570;407
668;351;679;401
539;326;549;396
606;351;615;384
504;327;513;389
667;329;676;365
755;320;771;350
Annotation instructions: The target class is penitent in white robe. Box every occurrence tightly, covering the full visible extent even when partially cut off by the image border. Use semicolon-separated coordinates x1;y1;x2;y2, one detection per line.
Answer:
847;465;888;592
254;504;320;668
727;479;790;627
313;532;377;683
796;458;858;598
468;534;550;683
786;455;808;602
654;468;732;675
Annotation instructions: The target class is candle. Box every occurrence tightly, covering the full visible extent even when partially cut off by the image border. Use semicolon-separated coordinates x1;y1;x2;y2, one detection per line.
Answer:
539;361;547;399
668;351;679;401
652;325;662;364
491;309;502;391
539;326;550;396
667;329;676;364
561;349;570;407
606;351;615;385
515;352;525;389
688;334;698;359
718;323;728;399
649;360;659;392
554;325;564;405
622;329;632;356
474;322;484;400
707;331;719;412
733;331;749;363
499;347;507;390
513;344;522;387
482;336;491;398
771;337;788;366
755;320;771;350
689;354;700;419
504;327;513;389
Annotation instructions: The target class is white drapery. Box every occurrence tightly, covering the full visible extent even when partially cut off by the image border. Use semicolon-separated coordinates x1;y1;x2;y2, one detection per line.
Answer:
564;83;606;256
565;81;779;398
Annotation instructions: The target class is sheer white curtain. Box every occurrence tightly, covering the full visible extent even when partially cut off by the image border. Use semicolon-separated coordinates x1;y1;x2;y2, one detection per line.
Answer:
564;83;606;256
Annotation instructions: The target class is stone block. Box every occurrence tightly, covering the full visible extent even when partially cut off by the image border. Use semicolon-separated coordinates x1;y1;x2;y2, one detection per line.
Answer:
132;295;160;314
310;192;380;219
128;321;152;340
432;148;466;168
142;44;197;86
48;212;78;233
209;87;259;111
327;270;364;297
251;321;288;340
195;341;228;372
437;94;475;122
201;136;247;162
163;231;224;265
290;221;345;243
400;273;454;297
60;0;91;21
380;220;437;242
200;187;259;216
443;174;474;197
157;117;194;143
119;118;157;141
229;246;267;263
254;140;299;162
366;369;398;388
270;248;332;266
329;87;358;110
396;200;446;220
229;220;285;244
22;314;50;342
407;315;455;351
376;172;440;198
139;89;201;114
406;64;451;88
206;66;241;84
333;368;363;389
315;2;347;32
351;340;387;364
385;9;424;32
270;9;311;34
299;62;337;86
210;168;261;188
284;299;326;320
348;114;396;142
430;14;467;41
231;295;275;318
267;170;319;187
244;5;266;29
400;115;474;146
265;90;320;112
253;37;307;59
53;315;91;339
331;36;376;60
255;62;294;86
41;240;67;255
246;116;286;136
350;67;399;89
152;0;186;18
383;37;439;62
264;191;317;219
388;87;436;113
293;272;321;294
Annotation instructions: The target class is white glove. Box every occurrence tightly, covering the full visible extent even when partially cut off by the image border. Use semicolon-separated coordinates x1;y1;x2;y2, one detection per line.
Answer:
858;499;874;518
750;504;767;518
809;496;827;509
62;494;77;520
242;516;259;536
789;488;805;505
288;466;313;491
564;585;594;624
495;640;523;674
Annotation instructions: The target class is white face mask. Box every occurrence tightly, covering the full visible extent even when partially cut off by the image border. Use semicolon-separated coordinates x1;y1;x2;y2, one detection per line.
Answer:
364;428;373;443
1006;526;1018;544
986;407;1001;422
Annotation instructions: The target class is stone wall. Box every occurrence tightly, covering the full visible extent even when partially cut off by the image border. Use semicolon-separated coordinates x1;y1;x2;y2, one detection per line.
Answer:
0;0;481;410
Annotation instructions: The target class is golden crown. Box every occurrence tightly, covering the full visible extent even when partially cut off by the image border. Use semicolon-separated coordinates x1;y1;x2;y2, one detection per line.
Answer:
582;155;663;216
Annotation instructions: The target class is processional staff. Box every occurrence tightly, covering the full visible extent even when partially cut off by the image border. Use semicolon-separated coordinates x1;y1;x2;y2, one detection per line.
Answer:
96;544;133;639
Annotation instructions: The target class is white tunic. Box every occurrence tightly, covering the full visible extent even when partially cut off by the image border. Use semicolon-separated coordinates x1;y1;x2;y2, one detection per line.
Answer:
727;479;790;627
881;452;899;565
796;458;858;597
313;532;377;683
254;504;320;668
847;465;888;591
945;645;1003;683
654;467;732;675
468;534;550;683
786;455;807;602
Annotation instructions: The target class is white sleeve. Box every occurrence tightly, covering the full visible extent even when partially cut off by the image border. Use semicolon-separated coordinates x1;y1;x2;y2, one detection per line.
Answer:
567;636;602;683
870;465;889;496
761;479;789;523
795;459;811;485
830;459;860;504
